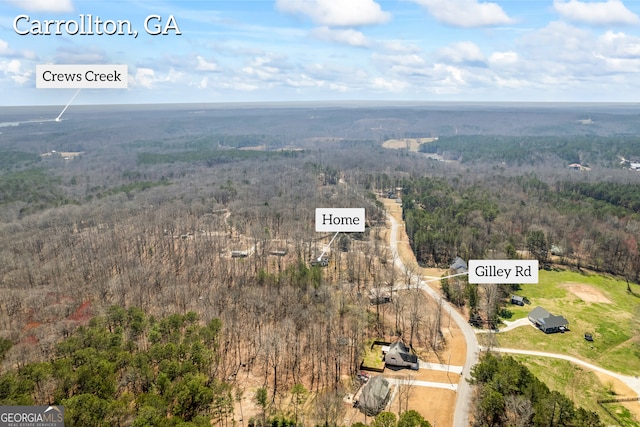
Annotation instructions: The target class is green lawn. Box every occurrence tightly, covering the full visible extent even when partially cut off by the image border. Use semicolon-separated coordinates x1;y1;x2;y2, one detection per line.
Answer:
497;269;640;375
512;356;639;427
361;341;385;371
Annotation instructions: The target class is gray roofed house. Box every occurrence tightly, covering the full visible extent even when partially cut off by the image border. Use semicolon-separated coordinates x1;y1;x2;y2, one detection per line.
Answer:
528;306;569;334
384;341;419;370
356;375;391;416
450;256;468;274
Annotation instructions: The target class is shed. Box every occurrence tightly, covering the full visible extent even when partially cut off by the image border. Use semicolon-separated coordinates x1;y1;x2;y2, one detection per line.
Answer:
369;289;392;305
511;295;525;306
356;375;391;416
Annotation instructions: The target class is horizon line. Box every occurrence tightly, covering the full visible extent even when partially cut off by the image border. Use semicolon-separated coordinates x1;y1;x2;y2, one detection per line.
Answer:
3;99;640;109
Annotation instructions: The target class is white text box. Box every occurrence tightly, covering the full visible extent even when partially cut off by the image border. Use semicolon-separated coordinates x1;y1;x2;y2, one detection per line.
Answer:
468;260;538;284
36;64;128;89
315;208;365;232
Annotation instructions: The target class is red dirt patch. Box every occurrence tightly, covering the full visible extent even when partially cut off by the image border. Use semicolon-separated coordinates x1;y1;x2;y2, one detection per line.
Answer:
24;322;42;331
67;301;92;322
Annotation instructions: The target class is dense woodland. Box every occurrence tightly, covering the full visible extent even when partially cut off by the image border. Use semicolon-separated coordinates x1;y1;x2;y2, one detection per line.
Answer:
420;134;640;167
1;309;228;426
1;104;639;426
402;173;640;278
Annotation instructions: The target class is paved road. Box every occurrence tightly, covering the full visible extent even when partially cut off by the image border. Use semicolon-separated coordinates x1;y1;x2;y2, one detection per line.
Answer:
484;347;640;396
387;213;479;427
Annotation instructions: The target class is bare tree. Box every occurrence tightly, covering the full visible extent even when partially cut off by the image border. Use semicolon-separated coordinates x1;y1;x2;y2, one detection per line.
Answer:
395;373;416;415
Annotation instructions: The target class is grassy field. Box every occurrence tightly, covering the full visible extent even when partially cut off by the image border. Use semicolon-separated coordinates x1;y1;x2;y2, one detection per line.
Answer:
512;356;639;426
496;269;640;375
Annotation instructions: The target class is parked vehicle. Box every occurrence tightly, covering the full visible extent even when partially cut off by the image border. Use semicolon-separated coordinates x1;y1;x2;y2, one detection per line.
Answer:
356;371;370;383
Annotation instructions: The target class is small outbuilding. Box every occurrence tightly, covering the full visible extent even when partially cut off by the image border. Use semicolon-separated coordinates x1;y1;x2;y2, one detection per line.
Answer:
369;289;392;305
528;306;569;334
511;295;525;306
384;341;419;370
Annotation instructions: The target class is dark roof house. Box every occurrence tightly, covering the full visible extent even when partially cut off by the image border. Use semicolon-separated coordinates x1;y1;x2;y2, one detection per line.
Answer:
528;306;569;334
356;375;391;416
384;341;419;370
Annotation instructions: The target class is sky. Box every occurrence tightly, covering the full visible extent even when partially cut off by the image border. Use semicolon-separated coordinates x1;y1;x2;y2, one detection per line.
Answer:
2;0;640;105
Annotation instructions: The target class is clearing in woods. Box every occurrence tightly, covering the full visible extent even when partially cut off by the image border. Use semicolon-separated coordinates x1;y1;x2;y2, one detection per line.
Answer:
382;138;437;152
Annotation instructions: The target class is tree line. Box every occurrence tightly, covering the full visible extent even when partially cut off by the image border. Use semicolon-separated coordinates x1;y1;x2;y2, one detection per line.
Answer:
420;134;640;167
400;172;640;280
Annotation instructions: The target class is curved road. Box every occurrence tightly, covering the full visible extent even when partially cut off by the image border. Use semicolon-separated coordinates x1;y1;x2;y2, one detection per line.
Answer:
387;213;479;427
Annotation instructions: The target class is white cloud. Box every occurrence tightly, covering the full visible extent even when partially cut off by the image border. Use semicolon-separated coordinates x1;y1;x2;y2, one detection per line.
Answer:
0;39;37;60
303;62;368;82
54;46;109;64
409;0;513;27
285;74;350;92
130;68;183;89
311;27;370;47
372;52;427;67
553;0;639;25
371;52;431;80
0;40;10;56
593;52;640;72
6;0;73;12
519;21;593;64
0;59;31;85
286;74;321;88
242;56;285;82
132;68;157;89
594;31;640;71
437;42;485;65
379;41;423;54
196;56;218;72
275;0;391;26
433;64;467;85
482;22;640;96
598;31;640;57
489;51;519;65
371;77;409;91
218;79;260;91
493;76;531;89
